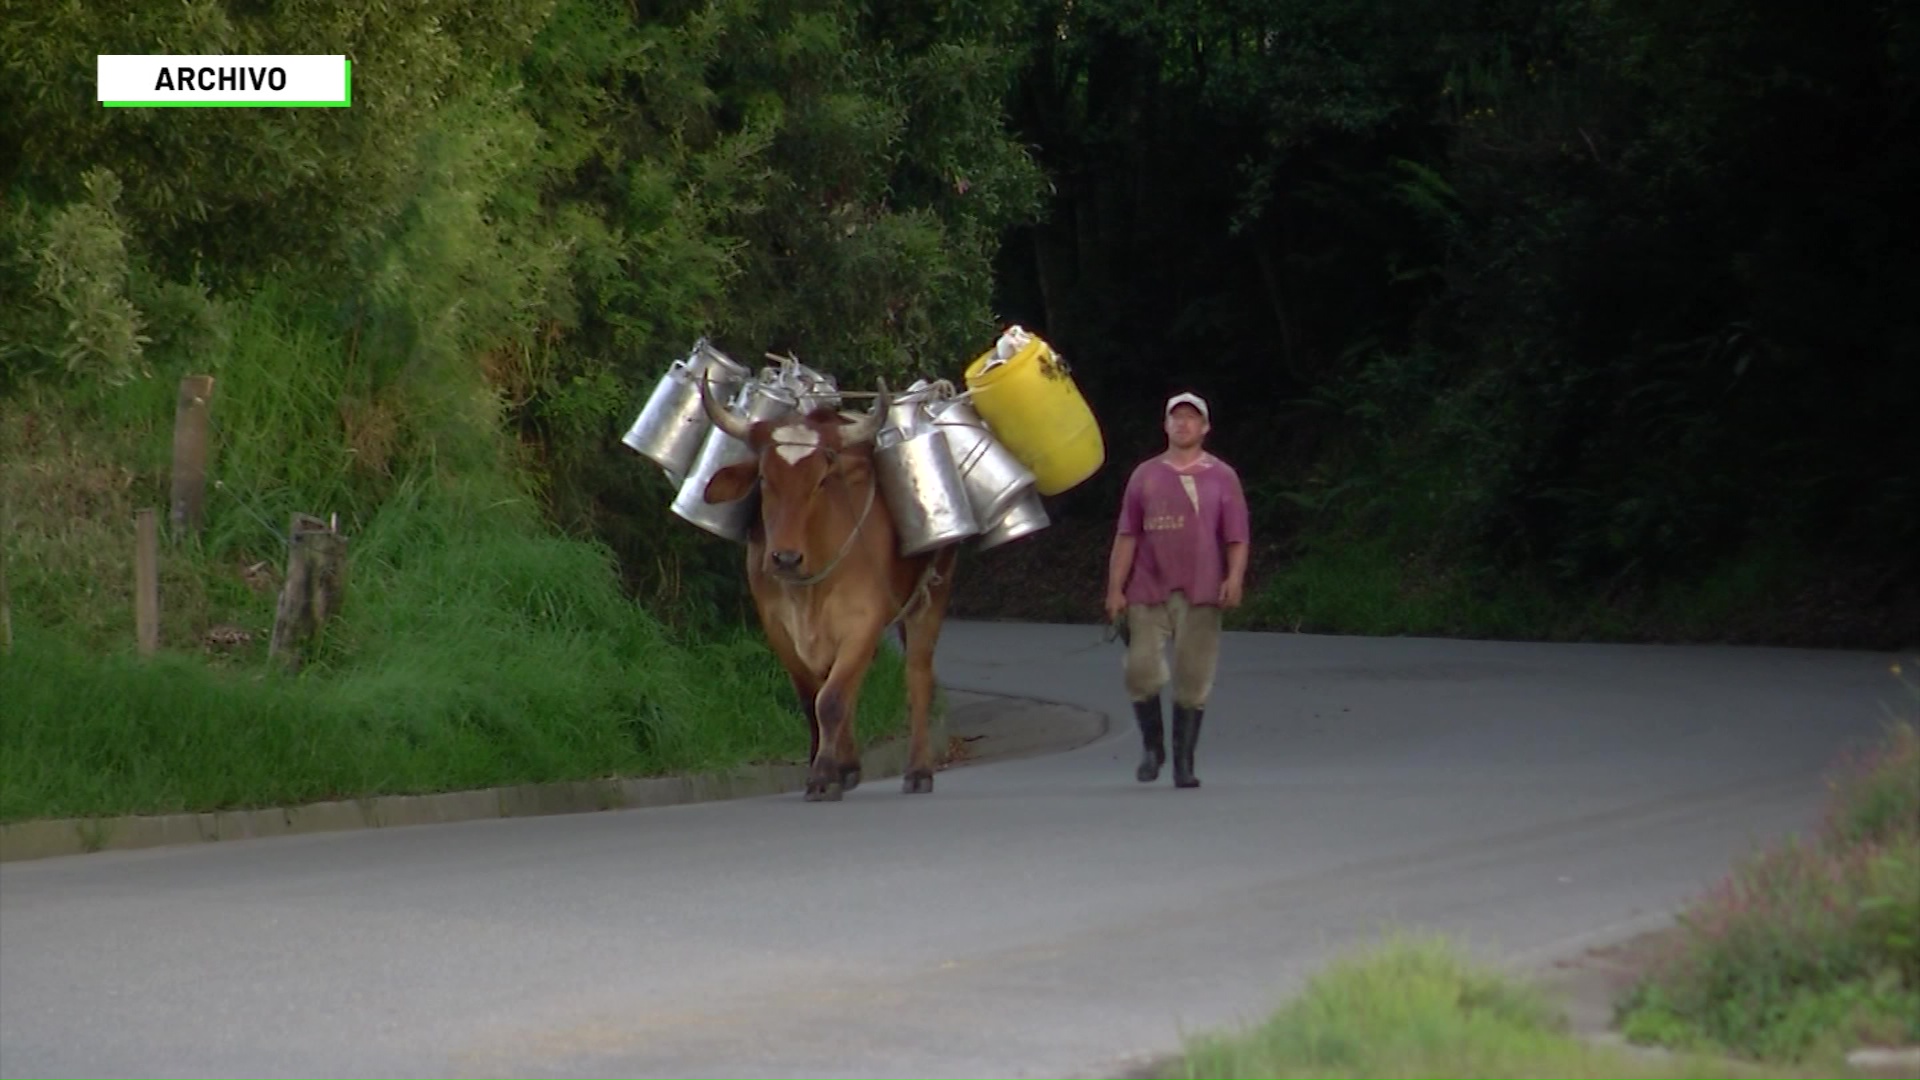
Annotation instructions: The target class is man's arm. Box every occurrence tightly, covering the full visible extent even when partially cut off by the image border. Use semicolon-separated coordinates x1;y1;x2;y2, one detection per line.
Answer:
1106;533;1137;622
1220;466;1251;608
1108;466;1146;621
1222;540;1249;608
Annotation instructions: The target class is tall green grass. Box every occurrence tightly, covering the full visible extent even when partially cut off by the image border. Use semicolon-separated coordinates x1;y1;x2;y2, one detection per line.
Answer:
0;594;905;823
0;288;909;824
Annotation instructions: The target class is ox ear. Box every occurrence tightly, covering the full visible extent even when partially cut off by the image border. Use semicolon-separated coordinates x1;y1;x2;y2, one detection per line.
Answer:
703;461;760;505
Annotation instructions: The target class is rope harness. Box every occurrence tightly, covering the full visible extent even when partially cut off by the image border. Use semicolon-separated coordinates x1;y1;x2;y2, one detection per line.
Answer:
760;439;948;629
890;546;952;630
735;368;982;631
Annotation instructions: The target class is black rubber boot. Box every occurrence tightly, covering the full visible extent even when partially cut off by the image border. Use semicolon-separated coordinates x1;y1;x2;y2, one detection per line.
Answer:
1132;696;1165;782
1172;705;1205;789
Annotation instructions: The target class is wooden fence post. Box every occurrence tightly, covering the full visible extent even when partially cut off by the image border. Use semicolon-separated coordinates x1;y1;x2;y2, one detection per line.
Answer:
1;505;12;656
269;513;348;671
134;508;160;657
169;374;216;537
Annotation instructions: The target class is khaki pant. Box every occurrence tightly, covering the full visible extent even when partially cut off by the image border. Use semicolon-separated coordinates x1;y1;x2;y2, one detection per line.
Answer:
1123;591;1222;708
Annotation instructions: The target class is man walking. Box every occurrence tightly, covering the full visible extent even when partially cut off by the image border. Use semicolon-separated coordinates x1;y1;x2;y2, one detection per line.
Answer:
1105;392;1250;788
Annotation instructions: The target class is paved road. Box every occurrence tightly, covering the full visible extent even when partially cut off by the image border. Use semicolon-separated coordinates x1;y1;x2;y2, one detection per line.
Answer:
0;622;1905;1079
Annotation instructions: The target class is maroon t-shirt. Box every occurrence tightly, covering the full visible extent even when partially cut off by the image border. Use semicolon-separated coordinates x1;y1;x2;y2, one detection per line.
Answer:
1117;454;1251;607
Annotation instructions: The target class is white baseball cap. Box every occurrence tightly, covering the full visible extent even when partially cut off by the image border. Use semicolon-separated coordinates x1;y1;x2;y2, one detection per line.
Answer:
1165;392;1210;421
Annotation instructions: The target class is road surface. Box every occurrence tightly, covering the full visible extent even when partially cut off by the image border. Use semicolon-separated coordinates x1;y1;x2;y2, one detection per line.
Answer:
0;621;1905;1078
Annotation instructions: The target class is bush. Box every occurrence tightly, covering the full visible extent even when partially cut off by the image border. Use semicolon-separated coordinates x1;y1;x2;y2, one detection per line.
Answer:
1619;685;1920;1063
1166;936;1767;1079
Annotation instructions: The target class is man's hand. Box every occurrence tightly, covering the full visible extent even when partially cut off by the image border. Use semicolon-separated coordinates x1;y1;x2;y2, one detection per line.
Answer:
1105;588;1128;624
1220;576;1244;610
1222;541;1249;610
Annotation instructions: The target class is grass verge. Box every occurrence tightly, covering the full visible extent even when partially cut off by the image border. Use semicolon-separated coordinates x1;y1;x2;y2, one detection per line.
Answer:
0;290;909;825
1616;691;1920;1066
1152;936;1798;1079
0;488;909;823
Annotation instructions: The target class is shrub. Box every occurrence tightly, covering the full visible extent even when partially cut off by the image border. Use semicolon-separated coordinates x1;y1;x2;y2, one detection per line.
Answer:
1619;687;1920;1063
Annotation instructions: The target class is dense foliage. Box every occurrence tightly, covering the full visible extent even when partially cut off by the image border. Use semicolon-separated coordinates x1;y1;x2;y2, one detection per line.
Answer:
2;0;1045;620
0;0;1027;818
996;0;1917;640
4;0;1914;648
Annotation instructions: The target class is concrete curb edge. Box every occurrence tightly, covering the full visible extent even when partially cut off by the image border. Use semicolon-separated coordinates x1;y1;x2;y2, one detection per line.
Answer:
0;710;939;865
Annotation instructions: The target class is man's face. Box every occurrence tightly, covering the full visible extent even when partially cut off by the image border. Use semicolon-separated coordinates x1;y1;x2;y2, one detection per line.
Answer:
1165;403;1209;449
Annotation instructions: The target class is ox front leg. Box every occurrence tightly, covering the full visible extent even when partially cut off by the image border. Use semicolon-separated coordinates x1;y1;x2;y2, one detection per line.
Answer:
790;673;822;768
806;680;855;802
808;634;883;802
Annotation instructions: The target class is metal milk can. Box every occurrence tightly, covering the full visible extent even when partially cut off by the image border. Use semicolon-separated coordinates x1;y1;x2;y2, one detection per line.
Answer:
793;366;842;417
622;339;751;484
669;376;798;542
975;486;1050;551
762;358;841;418
885;380;937;439
925;394;1038;528
873;419;981;557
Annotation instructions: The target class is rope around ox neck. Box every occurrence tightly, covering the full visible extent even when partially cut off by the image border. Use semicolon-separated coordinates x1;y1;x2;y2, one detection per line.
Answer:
761;439;950;628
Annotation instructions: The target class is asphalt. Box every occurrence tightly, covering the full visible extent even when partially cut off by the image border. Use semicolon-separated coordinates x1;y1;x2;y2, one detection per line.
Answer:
0;620;1906;1079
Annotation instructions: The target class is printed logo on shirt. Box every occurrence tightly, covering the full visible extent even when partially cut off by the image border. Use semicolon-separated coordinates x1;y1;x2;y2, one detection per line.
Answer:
1145;513;1186;532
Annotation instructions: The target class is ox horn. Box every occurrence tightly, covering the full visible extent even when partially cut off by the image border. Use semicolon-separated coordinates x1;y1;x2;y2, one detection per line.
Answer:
841;378;890;445
700;368;754;443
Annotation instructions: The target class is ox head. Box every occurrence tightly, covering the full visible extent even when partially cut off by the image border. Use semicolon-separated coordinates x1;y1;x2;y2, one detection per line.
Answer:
700;372;889;582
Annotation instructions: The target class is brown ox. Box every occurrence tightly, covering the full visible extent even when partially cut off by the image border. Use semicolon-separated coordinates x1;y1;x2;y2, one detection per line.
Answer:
700;378;958;802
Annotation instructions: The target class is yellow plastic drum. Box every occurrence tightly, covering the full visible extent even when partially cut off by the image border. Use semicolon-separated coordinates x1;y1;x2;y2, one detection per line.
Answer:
963;329;1104;496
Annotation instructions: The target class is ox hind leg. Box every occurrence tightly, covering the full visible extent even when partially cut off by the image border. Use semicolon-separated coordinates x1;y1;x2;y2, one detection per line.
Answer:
898;548;959;794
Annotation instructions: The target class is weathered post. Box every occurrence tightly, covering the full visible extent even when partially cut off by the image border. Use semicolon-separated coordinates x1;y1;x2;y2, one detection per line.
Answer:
134;508;160;657
169;374;216;537
269;513;349;671
1;505;12;656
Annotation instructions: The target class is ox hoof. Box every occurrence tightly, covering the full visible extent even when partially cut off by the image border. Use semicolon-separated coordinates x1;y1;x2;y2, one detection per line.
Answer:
839;765;862;792
804;781;844;803
902;771;934;795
